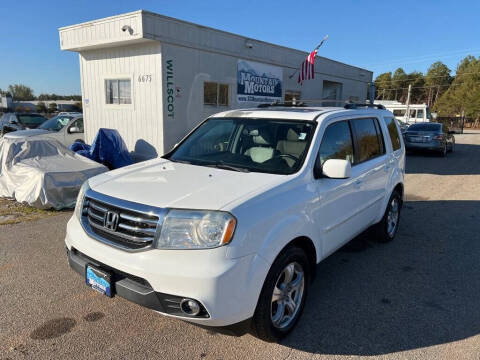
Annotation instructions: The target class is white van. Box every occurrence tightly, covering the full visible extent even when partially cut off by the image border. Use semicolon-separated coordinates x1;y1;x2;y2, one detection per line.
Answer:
376;101;432;124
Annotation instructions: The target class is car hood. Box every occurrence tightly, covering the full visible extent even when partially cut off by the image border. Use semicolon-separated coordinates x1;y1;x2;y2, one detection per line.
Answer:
88;159;285;210
4;129;52;138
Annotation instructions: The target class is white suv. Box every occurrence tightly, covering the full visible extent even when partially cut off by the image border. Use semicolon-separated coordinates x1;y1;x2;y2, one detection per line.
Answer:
66;104;405;341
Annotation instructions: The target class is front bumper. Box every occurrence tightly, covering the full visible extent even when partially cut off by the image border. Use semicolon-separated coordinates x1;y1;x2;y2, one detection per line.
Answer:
65;215;270;327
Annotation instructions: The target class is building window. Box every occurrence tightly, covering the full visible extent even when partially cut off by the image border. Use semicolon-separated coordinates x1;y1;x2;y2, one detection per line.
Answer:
285;91;301;102
105;79;131;104
204;82;229;106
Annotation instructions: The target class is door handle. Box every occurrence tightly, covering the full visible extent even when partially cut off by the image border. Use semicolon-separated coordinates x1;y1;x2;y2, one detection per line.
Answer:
354;179;362;188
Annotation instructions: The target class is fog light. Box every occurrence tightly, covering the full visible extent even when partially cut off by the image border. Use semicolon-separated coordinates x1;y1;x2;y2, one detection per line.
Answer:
180;298;201;316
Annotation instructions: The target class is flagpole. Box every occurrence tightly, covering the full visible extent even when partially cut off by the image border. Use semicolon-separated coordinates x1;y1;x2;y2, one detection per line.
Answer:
288;35;329;79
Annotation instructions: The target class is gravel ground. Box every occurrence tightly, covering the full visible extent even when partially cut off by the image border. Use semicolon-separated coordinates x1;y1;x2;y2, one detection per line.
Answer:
1;131;479;360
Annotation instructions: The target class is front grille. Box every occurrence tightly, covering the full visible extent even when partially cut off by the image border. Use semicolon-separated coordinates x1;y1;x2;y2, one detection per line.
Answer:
81;189;166;251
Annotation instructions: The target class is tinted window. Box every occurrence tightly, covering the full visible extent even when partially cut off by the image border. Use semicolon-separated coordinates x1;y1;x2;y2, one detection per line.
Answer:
17;114;46;126
416;109;424;119
318;121;354;165
351;118;384;163
384;117;402;151
393;109;406;117
408;123;441;132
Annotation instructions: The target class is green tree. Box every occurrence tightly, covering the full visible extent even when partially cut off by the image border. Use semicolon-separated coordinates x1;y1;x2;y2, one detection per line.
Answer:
391;68;409;102
36;101;47;113
8;84;35;100
374;72;392;100
434;56;480;117
48;102;58;113
425;62;451;107
406;71;426;103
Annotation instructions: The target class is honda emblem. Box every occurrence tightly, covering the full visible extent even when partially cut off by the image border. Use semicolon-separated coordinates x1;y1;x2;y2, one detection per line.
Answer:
104;211;119;231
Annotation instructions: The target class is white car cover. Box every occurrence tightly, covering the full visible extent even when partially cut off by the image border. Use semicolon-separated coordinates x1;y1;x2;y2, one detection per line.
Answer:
0;137;108;209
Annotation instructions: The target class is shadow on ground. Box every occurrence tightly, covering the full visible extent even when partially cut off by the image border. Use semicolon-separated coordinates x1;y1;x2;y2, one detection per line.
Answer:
406;142;480;175
278;133;480;355
280;199;480;355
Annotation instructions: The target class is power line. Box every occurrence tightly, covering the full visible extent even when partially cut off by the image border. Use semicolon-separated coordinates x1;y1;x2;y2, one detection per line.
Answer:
360;48;480;68
374;71;480;84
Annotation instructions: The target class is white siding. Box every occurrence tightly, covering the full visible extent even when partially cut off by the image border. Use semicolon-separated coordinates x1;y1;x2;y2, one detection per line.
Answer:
80;42;163;160
59;11;146;51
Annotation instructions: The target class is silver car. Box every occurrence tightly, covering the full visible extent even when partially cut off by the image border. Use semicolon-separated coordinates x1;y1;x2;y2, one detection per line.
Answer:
3;114;84;147
404;122;455;157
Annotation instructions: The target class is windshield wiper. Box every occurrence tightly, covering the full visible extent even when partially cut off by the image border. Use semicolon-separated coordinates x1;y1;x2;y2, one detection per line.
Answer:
207;163;250;173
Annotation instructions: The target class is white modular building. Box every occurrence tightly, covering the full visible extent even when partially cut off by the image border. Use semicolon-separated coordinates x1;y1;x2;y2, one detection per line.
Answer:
59;10;373;160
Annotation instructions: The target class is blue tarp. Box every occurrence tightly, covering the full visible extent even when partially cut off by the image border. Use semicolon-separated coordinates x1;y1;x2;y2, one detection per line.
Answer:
70;128;133;169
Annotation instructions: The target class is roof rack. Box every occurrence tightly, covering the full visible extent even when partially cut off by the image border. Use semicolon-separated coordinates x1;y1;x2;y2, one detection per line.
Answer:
344;103;385;110
257;101;307;108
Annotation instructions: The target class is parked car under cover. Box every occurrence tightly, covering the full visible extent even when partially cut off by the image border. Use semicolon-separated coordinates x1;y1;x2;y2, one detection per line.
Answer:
0;136;107;209
0;113;47;135
4;114;84;147
404;122;455;156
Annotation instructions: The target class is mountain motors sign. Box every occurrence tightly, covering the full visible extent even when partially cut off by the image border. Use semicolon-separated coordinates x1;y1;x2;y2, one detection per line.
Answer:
237;60;282;103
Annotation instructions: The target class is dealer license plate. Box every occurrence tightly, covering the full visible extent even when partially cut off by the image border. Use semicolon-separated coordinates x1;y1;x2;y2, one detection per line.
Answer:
85;264;113;297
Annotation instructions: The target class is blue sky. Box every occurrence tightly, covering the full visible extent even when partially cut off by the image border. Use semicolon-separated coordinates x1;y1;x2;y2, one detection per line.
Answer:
1;0;479;95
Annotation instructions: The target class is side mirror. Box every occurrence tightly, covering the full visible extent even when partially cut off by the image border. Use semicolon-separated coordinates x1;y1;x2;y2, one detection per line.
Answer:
9;119;17;124
318;159;351;179
68;126;81;134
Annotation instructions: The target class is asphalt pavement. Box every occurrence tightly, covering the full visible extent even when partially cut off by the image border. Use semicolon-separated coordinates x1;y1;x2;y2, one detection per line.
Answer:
1;131;480;360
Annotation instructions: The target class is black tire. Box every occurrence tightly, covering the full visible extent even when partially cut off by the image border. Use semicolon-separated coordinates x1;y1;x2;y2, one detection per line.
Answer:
439;144;447;157
373;191;402;243
251;246;310;342
448;140;455;153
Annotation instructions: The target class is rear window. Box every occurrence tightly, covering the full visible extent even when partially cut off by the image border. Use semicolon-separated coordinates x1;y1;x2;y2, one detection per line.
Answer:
383;117;402;151
351;118;385;163
408;123;441;132
17;114;46;126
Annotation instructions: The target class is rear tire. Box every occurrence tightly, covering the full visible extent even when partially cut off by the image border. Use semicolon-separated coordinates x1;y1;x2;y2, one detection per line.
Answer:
251;246;310;342
440;144;447;157
448;140;455;153
373;191;402;243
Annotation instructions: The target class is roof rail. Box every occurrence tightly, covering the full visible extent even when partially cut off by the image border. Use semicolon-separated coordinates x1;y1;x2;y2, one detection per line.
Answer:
257;101;307;108
344;103;386;110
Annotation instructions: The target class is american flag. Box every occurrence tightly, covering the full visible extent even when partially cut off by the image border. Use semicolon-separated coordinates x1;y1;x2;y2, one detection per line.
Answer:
296;35;328;85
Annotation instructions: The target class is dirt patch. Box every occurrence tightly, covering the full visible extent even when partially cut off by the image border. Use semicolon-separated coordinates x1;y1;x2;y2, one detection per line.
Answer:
30;318;77;340
0;198;57;225
83;312;105;322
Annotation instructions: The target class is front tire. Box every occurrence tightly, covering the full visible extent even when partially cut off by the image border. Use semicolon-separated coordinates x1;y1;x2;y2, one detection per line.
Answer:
251;247;309;342
373;191;402;243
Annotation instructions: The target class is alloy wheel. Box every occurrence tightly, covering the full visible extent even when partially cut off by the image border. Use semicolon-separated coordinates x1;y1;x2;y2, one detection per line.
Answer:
271;262;305;329
387;198;400;238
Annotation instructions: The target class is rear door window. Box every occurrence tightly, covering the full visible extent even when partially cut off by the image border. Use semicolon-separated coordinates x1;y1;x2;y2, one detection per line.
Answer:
351;118;385;163
383;117;402;151
318;121;355;165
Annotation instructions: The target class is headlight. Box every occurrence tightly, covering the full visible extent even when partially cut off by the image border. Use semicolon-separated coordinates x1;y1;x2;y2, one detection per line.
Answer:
74;181;90;221
156;209;236;249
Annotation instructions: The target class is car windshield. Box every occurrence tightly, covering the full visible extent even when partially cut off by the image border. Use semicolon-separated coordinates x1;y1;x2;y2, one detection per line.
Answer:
408;123;441;132
38;115;73;131
166;118;316;175
17;114;47;126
